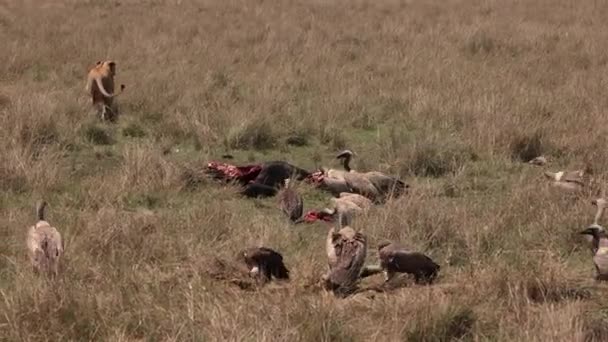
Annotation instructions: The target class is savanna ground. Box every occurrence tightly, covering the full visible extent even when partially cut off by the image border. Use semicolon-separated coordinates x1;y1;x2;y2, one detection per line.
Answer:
2;0;608;340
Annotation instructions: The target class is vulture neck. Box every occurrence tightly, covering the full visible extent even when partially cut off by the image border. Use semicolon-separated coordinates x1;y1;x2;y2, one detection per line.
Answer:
36;202;47;221
595;205;606;225
341;156;352;172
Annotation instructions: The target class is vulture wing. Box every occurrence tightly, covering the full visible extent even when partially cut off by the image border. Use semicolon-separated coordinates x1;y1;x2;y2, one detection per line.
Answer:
249;247;290;280
342;172;379;201
328;233;367;289
278;188;304;222
388;249;440;283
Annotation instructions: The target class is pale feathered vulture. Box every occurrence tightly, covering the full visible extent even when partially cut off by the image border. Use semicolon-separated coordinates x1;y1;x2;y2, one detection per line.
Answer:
337;150;408;202
377;241;440;285
237;247;290;283
543;169;587;193
323;225;368;297
528;156;547;166
26;201;63;276
301;192;372;226
579;225;608;281
277;179;304;222
321;195;368;228
592;195;607;226
337;192;373;211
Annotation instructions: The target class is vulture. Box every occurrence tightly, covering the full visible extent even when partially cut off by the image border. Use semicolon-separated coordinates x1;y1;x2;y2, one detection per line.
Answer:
26;201;63;276
300;192;372;226
377;241;440;285
277;178;304;222
592;196;607;226
323;225;368;297
206;160;313;198
580;196;608;253
337;192;373;211
528;156;547;166
307;150;370;198
543;169;587;193
579;225;608;281
237;247;290;283
322;195;370;228
337;150;408;202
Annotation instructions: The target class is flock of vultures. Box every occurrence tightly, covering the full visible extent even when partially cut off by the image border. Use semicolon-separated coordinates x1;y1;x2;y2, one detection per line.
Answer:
25;150;608;298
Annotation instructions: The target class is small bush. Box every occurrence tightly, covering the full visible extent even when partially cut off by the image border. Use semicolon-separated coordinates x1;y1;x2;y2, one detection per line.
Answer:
179;164;210;191
510;131;544;162
230;119;278;150
285;131;310;147
84;125;114;145
141;112;164;125
319;127;347;151
19;120;58;149
526;279;591;304
465;31;495;56
408;141;477;177
584;312;608;342
406;306;476;342
122;123;147;138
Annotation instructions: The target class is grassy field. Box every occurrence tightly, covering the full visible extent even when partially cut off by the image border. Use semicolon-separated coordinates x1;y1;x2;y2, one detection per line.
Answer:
2;0;608;340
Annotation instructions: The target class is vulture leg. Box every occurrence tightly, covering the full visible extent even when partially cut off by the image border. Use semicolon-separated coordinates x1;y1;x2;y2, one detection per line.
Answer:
359;265;383;279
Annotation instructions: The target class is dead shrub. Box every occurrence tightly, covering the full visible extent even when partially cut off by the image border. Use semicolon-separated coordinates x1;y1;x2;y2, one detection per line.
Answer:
407;141;477;177
119;144;179;192
229;119;278;150
510;131;545;162
405;305;476;342
83;125;114;146
525;278;591;304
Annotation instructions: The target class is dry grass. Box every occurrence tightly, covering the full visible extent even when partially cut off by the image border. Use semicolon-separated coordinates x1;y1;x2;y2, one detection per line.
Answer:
2;0;608;340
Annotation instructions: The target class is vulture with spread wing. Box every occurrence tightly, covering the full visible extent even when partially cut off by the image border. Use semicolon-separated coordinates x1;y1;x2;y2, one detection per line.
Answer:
323;225;368;297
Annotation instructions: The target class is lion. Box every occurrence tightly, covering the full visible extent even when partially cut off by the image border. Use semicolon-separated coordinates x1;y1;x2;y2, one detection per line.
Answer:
85;60;126;121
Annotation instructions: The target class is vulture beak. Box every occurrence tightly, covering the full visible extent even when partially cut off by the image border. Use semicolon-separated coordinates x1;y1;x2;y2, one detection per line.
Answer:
580;227;598;235
249;266;260;276
336;150;355;159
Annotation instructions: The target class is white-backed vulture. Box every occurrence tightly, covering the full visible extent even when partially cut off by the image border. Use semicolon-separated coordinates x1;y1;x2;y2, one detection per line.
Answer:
592;194;607;226
544;170;586;193
237;247;290;283
337;150;408;202
377;241;440;285
277;179;303;222
323;225;368;296
321;195;370;228
528;156;547;166
337;192;373;211
579;225;608;281
27;201;63;276
312;150;377;199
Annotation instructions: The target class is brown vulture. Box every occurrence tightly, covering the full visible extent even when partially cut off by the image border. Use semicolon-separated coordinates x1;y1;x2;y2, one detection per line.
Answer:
277;179;304;222
323;225;368;297
237;247;290;283
377;241;440;285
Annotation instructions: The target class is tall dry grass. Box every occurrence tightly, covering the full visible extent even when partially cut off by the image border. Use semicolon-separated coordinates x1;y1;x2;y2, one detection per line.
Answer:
2;0;608;340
